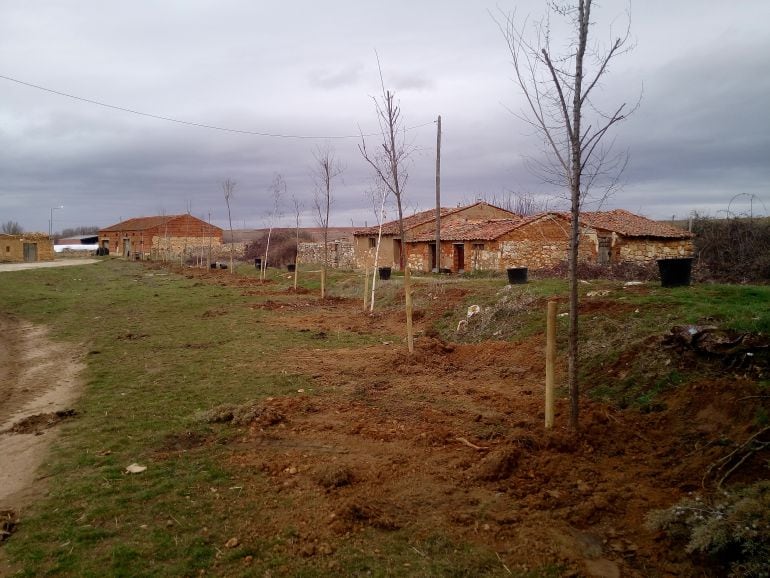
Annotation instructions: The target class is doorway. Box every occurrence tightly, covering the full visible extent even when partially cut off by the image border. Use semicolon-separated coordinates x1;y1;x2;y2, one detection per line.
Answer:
429;243;437;271
598;236;611;264
22;243;37;262
452;243;465;273
123;238;131;257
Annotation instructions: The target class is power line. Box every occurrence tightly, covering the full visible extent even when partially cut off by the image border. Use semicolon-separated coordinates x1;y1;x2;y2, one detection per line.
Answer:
0;73;436;140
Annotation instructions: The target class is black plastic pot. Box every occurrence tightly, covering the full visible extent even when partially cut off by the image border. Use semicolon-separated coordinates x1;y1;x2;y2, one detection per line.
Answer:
219;263;228;270
378;267;392;280
657;258;693;287
287;263;296;272
210;263;217;269
506;267;528;284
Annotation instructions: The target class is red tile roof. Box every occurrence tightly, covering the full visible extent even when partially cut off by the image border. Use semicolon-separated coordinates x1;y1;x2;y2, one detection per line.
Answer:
577;209;693;238
354;208;455;236
409;218;526;242
99;215;183;232
354;201;519;237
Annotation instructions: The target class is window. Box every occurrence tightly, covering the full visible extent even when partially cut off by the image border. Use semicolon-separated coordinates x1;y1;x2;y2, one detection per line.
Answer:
473;243;484;251
5;246;9;253
368;237;376;248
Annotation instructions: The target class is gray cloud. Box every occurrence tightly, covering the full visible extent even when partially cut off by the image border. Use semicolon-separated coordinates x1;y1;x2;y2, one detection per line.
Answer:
1;1;768;232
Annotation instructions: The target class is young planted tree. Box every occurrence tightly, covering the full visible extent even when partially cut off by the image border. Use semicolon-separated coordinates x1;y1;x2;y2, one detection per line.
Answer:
359;62;414;352
291;194;303;290
367;182;390;312
221;178;237;274
312;144;343;299
497;1;635;429
262;173;285;282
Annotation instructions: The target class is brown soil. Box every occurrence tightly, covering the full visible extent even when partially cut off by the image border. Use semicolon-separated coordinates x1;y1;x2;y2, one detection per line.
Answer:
185;282;767;577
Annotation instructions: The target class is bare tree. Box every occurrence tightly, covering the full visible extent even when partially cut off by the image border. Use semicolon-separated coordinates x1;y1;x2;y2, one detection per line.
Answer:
1;221;23;235
313;144;343;299
262;173;285;281
221;178;237;274
359;58;415;352
367;181;390;312
497;1;635;430
292;194;303;290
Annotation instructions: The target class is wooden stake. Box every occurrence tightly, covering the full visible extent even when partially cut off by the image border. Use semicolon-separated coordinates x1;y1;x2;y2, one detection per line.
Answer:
363;267;369;311
405;267;414;353
293;256;299;290
320;267;326;300
545;300;557;429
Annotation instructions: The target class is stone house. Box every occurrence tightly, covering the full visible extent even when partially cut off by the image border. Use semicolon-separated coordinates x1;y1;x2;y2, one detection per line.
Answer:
354;202;518;270
0;233;55;263
400;209;694;273
99;215;223;260
577;209;694;264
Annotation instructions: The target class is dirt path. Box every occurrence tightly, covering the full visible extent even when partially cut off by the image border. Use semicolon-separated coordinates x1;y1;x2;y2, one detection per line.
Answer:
0;314;83;510
0;259;98;273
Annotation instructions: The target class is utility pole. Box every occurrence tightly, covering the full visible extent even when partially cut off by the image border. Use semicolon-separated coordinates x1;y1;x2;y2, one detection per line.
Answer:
433;115;442;272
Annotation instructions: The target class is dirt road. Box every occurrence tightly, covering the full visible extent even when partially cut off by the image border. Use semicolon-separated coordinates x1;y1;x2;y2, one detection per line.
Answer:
0;314;83;510
0;259;98;273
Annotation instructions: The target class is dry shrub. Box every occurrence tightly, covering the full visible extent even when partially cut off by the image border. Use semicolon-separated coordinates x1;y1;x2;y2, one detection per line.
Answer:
244;229;315;266
646;481;770;577
693;217;770;282
532;260;658;281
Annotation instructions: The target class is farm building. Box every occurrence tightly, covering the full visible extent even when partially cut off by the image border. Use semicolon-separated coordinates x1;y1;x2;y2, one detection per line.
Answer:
360;207;694;273
354;202;518;270
99;215;223;260
0;233;55;263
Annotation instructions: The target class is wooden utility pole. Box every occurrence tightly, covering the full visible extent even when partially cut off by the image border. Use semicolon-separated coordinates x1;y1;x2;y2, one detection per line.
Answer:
545;300;557;428
434;115;442;272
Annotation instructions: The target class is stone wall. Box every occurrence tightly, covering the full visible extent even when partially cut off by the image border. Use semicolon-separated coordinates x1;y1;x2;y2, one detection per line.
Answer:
499;216;595;269
616;238;694;263
298;240;356;269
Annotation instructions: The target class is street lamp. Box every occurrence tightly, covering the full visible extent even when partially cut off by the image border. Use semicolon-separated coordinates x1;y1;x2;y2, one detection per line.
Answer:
49;205;63;237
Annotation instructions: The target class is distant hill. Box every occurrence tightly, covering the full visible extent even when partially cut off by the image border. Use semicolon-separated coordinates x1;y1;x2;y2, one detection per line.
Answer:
224;227;357;244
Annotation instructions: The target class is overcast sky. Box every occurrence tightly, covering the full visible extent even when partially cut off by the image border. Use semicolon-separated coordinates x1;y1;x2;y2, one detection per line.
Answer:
1;1;769;233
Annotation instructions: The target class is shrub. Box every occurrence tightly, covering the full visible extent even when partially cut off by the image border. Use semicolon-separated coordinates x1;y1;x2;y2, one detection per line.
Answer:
693;216;770;282
646;481;770;577
244;229;314;266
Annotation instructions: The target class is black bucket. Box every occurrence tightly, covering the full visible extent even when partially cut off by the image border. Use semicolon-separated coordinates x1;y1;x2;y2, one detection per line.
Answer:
378;267;392;280
219;263;228;270
658;258;693;287
506;267;528;284
254;258;262;269
210;263;217;269
287;263;296;272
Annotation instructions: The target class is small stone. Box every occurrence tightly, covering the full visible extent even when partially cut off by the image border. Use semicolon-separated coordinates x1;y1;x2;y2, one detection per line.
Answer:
243;555;253;565
225;537;239;549
287;466;298;475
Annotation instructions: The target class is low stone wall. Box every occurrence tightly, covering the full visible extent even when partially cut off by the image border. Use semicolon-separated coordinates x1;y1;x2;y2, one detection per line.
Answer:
298;240;355;268
617;238;694;263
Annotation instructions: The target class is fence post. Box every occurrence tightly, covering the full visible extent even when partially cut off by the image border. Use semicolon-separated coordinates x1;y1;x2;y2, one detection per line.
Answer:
545;300;557;429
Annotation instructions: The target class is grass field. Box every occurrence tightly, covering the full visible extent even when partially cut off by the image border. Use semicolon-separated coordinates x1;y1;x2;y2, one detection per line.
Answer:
0;258;768;576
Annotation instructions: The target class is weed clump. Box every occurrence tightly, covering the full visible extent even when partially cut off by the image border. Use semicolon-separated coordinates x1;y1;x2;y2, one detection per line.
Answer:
197;401;286;427
646;481;770;577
